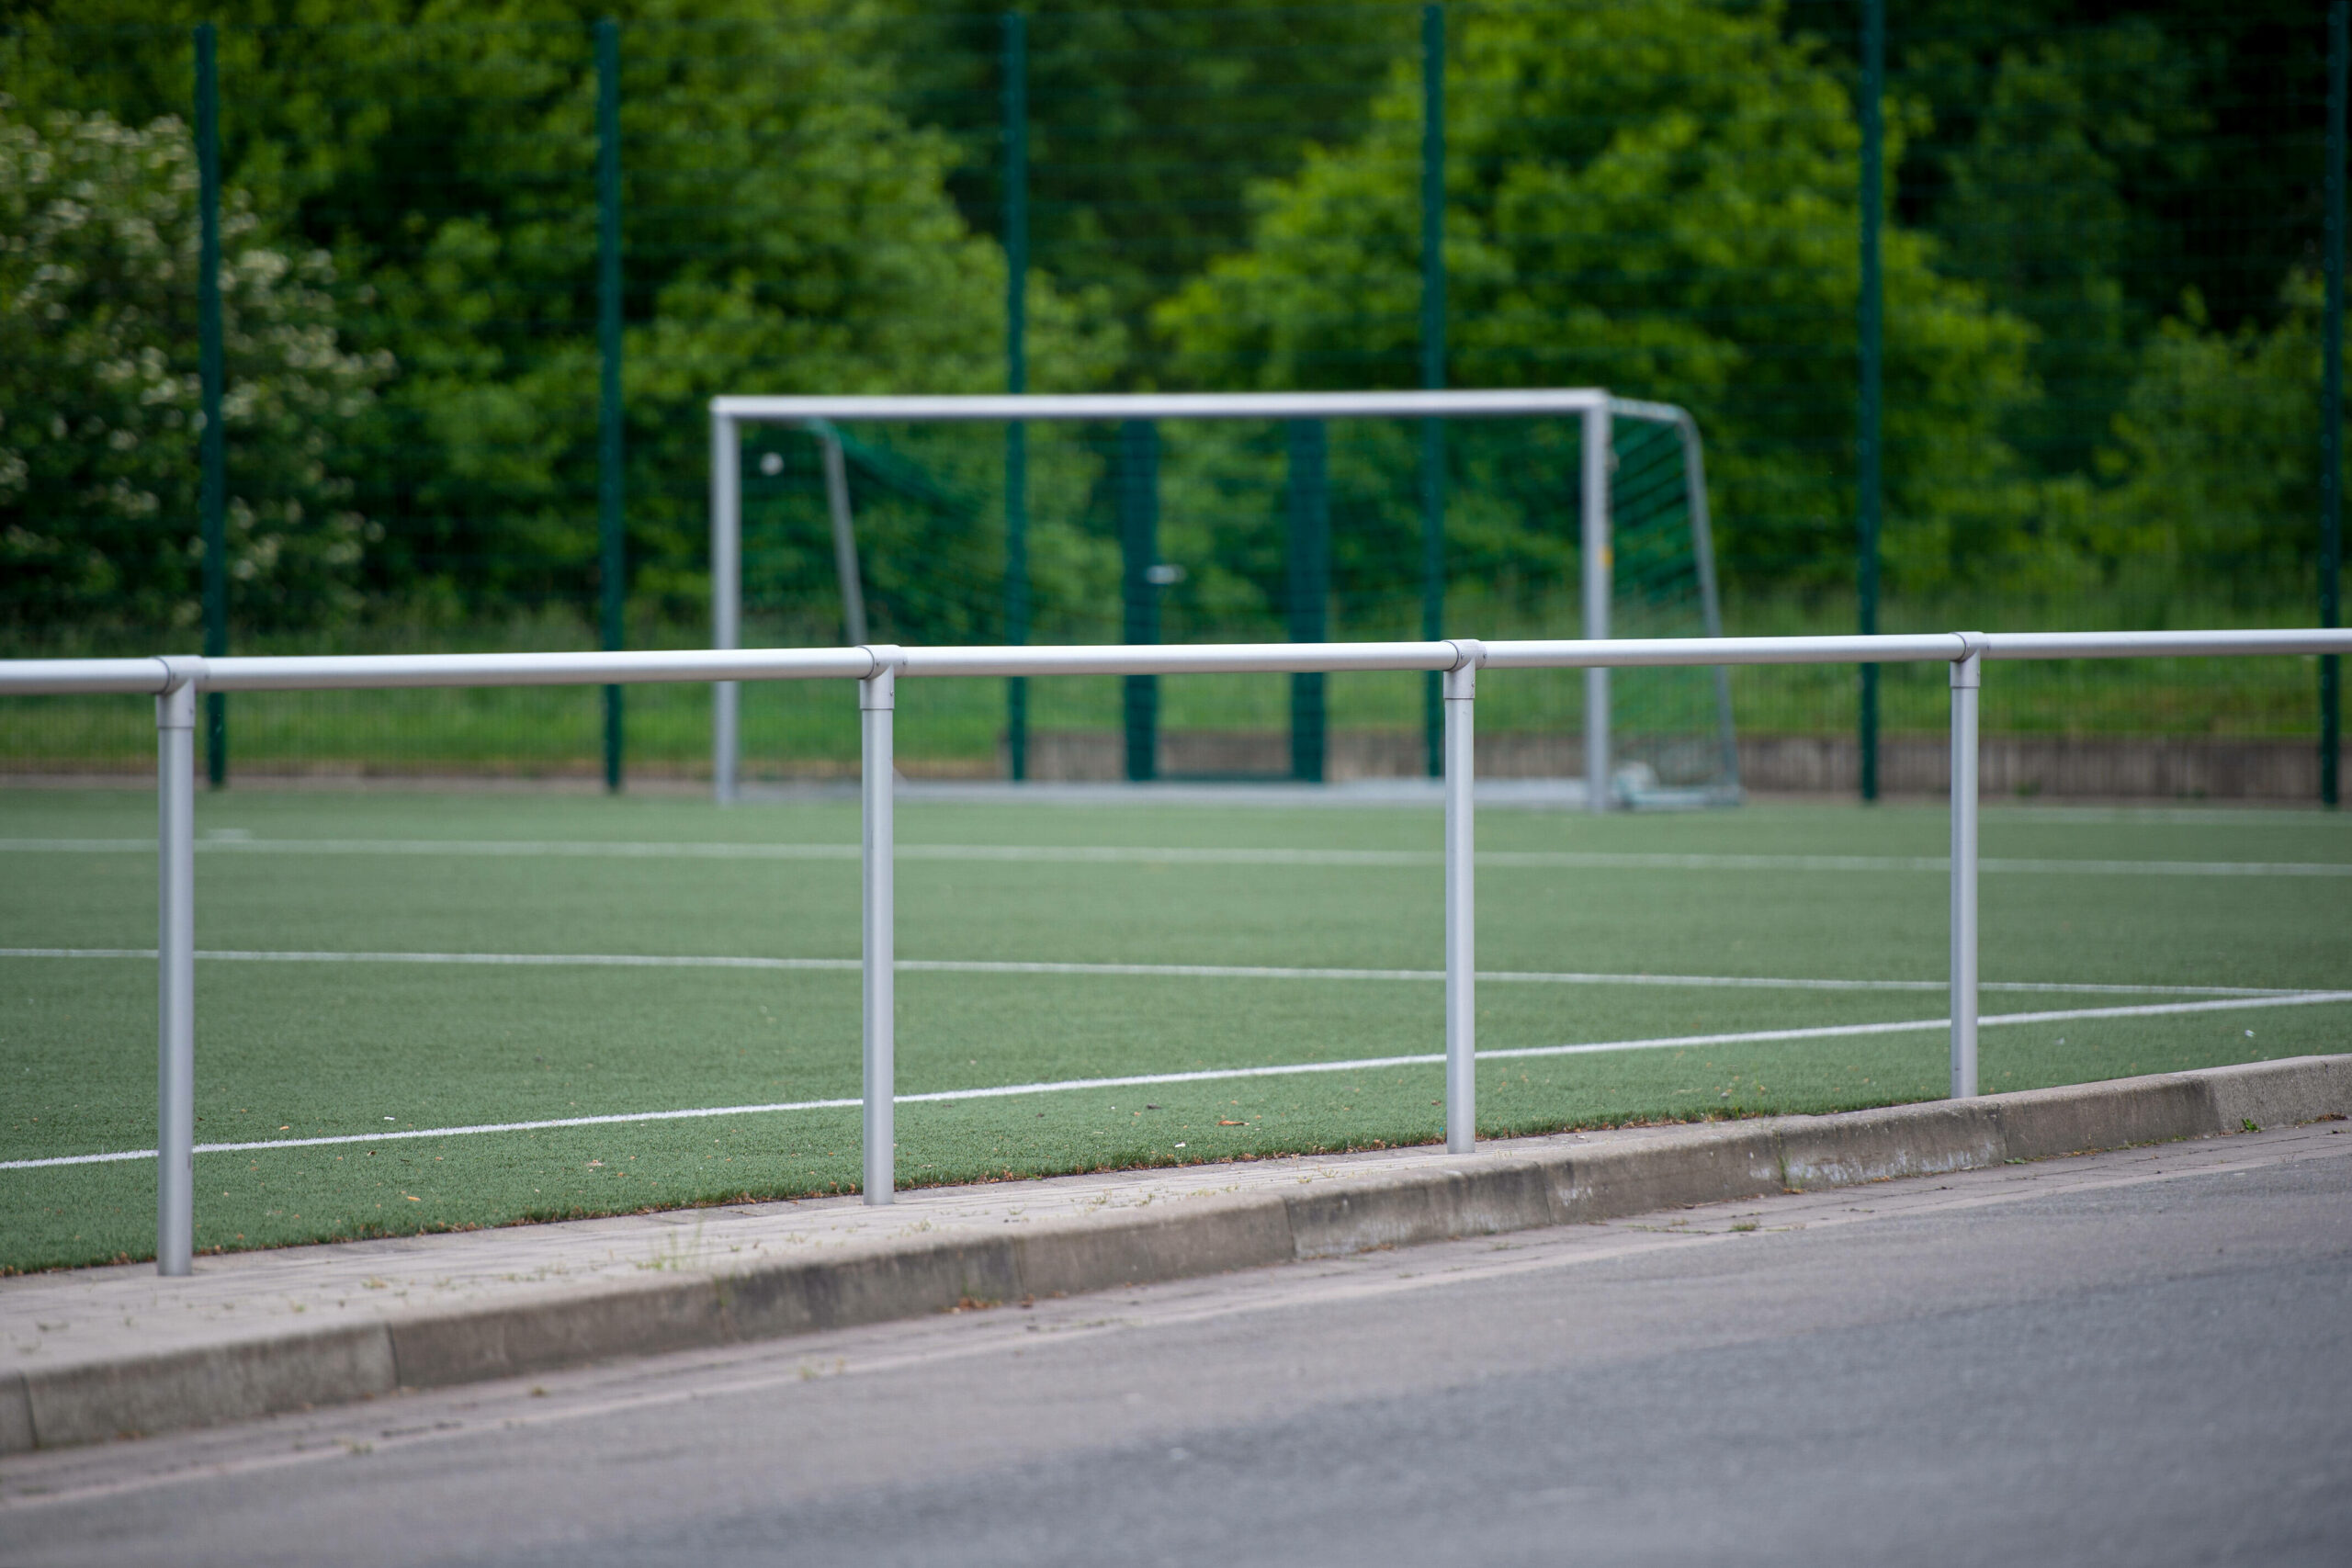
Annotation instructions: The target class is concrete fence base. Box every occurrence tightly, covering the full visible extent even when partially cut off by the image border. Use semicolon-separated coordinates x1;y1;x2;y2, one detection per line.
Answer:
1009;728;2344;801
7;732;2338;801
1738;732;2347;800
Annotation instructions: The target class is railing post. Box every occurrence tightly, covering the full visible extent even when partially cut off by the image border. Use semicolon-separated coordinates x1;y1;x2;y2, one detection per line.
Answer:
711;411;741;803
155;661;200;1275
1581;403;1611;811
861;648;903;1203
1949;635;1983;1099
1443;638;1484;1153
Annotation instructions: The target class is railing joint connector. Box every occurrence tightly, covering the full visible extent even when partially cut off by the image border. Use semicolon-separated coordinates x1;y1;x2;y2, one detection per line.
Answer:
1951;630;1987;688
153;656;207;727
1443;637;1486;700
858;643;905;706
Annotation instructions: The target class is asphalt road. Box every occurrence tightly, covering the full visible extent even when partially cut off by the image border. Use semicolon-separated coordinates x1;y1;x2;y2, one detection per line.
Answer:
6;1122;2348;1567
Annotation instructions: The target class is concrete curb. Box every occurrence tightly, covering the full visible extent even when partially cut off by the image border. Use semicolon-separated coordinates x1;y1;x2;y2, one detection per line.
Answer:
5;1055;2346;1454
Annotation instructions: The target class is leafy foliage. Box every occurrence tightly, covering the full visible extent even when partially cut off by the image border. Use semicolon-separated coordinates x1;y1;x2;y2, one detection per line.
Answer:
2074;277;2342;595
0;104;388;633
1154;0;2040;593
0;0;2336;637
1;0;1120;631
867;0;1408;371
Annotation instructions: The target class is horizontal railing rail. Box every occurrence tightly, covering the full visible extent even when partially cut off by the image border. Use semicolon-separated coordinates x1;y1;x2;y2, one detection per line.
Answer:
6;626;2348;1276
7;630;2350;698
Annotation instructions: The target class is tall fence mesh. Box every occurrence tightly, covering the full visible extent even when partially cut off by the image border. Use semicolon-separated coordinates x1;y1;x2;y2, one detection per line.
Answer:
0;1;2341;798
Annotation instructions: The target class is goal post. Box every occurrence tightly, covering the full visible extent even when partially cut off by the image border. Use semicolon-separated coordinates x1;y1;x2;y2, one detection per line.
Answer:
707;389;1737;807
1613;394;1740;796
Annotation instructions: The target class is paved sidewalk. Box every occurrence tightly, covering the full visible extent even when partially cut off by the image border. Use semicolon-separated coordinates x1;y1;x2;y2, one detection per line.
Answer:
2;1124;1621;1382
5;1054;2346;1455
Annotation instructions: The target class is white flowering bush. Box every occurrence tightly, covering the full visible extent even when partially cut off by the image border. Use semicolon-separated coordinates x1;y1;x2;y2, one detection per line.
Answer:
0;105;390;635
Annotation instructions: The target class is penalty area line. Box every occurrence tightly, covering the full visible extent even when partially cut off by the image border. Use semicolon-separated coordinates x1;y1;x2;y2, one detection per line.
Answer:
5;990;2346;1173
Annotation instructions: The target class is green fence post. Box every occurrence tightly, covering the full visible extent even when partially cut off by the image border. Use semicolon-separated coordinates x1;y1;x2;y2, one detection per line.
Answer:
1420;2;1447;780
1289;421;1329;784
2325;1;2346;809
596;17;626;794
195;22;227;788
1004;10;1031;783
1119;420;1159;782
1855;0;1884;804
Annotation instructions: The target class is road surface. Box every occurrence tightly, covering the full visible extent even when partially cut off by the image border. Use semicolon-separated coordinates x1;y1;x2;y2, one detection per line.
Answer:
5;1121;2347;1567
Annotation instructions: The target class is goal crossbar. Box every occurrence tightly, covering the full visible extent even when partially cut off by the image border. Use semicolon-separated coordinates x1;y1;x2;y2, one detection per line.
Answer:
713;389;1615;423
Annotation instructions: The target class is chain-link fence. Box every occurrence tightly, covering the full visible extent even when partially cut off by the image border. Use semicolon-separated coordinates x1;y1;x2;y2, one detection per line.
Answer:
1;1;2342;799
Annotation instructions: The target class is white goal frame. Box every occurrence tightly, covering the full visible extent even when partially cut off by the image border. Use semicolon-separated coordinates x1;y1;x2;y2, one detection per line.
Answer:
707;389;1734;806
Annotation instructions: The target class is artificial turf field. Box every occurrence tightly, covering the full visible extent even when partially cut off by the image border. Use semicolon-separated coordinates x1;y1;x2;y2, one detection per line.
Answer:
3;786;2347;1273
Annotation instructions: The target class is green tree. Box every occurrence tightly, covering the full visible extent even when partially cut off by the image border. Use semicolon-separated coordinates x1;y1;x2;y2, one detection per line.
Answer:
1883;0;2324;342
0;104;389;637
2070;276;2342;600
2;0;1120;627
867;0;1408;382
1154;0;2040;596
1885;8;2216;480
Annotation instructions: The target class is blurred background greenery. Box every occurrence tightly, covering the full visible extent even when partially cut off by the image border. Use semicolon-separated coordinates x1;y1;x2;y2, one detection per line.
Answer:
0;0;2340;780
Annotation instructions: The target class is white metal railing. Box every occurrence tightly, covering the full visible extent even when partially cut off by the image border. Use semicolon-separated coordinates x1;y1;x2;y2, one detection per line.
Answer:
4;626;2347;1276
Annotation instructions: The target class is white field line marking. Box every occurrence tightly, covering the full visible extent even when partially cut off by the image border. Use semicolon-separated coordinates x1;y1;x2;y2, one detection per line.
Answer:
0;947;2296;999
3;838;2348;877
6;990;2346;1173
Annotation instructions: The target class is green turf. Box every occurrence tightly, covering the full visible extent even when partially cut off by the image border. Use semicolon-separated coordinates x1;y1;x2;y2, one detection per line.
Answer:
3;788;2346;1272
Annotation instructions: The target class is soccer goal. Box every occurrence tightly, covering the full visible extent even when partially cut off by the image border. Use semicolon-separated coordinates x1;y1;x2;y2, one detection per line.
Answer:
707;389;1738;807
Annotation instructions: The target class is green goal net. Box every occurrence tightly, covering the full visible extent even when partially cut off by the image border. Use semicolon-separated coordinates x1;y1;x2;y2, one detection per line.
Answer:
720;396;1738;806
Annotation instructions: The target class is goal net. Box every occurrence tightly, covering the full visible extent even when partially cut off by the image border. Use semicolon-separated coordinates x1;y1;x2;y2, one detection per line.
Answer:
709;390;1738;807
